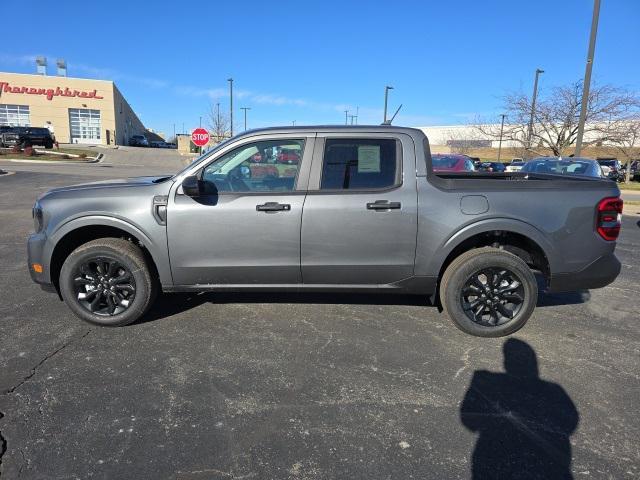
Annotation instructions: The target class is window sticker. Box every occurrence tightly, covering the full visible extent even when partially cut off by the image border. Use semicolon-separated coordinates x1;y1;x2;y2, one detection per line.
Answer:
357;145;381;173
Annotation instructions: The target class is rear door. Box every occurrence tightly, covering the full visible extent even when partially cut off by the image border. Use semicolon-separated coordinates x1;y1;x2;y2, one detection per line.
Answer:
167;134;314;286
301;132;418;285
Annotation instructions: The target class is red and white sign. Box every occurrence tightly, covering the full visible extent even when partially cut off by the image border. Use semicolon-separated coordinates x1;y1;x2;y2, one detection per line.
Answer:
191;128;210;147
0;81;104;101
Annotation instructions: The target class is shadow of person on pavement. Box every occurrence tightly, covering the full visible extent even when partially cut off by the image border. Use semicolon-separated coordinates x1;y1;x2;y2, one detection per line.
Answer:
460;338;579;479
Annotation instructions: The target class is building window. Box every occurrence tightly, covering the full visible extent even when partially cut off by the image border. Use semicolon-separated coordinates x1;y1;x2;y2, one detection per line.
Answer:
0;104;30;126
69;108;101;143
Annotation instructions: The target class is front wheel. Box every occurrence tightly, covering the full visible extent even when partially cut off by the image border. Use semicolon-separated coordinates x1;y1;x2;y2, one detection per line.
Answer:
59;238;156;326
440;247;538;337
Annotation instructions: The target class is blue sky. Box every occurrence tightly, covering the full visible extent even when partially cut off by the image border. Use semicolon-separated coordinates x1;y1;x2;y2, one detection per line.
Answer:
2;0;639;138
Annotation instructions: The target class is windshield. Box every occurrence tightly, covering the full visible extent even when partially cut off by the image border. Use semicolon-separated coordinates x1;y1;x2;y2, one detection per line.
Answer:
521;160;596;176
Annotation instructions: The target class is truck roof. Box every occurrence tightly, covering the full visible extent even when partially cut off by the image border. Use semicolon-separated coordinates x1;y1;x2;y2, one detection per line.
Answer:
235;125;425;137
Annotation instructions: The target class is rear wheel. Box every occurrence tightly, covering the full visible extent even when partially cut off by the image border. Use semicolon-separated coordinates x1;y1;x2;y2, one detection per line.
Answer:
440;247;537;337
59;238;156;326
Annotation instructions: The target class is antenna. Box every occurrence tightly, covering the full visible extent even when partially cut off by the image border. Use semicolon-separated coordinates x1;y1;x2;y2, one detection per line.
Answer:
382;104;402;125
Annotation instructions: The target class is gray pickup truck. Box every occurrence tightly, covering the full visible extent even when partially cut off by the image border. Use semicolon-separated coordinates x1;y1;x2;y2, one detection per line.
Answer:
28;126;623;337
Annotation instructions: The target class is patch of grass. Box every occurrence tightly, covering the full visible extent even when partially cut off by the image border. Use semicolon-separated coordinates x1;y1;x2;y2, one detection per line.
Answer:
619;181;640;191
25;154;87;161
51;147;97;157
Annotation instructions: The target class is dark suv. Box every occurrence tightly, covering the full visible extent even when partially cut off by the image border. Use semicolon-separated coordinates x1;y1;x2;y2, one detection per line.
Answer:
0;126;55;149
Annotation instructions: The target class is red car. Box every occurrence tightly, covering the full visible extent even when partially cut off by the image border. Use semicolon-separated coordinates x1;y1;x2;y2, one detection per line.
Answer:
432;154;476;172
276;149;301;164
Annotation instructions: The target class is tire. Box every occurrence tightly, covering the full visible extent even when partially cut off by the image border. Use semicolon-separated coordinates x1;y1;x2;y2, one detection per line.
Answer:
440;247;537;337
59;238;156;326
45;141;53;149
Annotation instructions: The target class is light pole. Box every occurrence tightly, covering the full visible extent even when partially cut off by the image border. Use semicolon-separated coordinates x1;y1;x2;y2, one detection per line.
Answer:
199;116;202;128
240;107;251;131
575;0;601;156
227;78;234;137
527;68;544;154
497;114;506;162
383;86;394;123
292;120;296;126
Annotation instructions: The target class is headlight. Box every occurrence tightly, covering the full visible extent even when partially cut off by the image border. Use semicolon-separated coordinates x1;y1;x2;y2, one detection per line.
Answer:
32;204;43;233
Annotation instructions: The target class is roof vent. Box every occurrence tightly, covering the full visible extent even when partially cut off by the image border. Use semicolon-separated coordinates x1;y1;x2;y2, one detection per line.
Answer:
56;58;67;77
36;56;47;75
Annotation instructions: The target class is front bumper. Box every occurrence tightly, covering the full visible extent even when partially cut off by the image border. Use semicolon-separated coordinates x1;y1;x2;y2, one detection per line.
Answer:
27;232;51;285
548;253;621;292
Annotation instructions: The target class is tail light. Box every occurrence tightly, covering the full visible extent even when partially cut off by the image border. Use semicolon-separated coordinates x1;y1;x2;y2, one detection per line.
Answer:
596;197;623;241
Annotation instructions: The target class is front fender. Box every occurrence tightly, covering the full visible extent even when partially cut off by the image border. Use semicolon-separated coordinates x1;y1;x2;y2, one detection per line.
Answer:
44;215;172;287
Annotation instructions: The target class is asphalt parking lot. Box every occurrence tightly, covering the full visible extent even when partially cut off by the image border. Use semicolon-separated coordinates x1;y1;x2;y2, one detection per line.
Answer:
0;150;638;479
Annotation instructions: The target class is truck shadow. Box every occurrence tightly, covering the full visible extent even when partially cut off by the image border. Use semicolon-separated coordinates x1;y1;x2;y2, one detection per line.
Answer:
139;288;589;324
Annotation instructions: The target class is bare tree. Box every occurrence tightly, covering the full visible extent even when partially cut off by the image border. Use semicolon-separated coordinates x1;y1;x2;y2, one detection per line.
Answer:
604;118;640;182
208;102;231;143
475;81;640;157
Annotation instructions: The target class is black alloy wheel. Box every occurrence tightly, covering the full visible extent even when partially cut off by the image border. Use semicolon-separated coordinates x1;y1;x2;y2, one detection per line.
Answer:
440;247;538;337
59;238;156;326
73;257;136;316
460;267;525;327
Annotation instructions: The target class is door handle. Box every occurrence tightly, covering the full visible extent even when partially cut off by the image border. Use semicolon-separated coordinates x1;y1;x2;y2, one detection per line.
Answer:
256;202;291;212
366;200;401;210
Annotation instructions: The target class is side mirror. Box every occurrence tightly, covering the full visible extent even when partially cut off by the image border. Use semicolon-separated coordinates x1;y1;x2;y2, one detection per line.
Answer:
182;175;201;196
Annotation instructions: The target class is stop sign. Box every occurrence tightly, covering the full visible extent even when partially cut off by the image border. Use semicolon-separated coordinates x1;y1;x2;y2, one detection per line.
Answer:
191;128;210;147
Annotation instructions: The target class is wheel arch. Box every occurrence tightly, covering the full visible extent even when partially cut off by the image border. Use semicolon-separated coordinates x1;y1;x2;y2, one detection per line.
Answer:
47;217;167;296
429;218;556;294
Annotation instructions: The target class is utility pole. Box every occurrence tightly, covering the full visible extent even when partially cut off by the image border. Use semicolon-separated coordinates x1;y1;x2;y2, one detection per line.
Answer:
344;110;349;125
199;116;202;128
383;86;394;123
292;120;296;126
227;78;234;137
173;123;175;140
575;0;601;156
497;114;506;162
355;106;359;125
240;107;251;131
527;68;544;154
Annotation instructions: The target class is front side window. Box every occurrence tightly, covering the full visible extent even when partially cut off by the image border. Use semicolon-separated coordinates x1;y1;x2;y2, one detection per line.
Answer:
320;138;398;190
201;139;304;193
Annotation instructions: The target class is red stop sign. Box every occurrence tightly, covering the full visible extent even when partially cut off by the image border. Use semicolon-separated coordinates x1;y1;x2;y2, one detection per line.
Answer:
191;128;210;147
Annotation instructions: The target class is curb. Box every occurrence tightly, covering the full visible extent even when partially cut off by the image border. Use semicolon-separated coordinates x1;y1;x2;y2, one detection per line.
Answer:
2;156;100;164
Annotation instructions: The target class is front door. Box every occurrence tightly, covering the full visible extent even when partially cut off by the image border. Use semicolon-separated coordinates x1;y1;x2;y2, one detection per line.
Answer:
301;134;417;285
167;135;313;286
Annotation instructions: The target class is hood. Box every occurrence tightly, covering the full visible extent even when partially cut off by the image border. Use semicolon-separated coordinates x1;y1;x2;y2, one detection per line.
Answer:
38;175;174;199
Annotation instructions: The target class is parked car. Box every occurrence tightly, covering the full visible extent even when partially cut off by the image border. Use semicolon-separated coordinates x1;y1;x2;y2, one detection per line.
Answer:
479;162;506;173
129;135;149;147
0;126;55;149
276;148;301;164
432;154;476;172
149;140;167;148
27;126;621;338
506;160;525;172
597;158;622;174
521;157;605;178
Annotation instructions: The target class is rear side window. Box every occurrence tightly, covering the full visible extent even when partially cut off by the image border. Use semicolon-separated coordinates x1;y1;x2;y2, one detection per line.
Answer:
320;138;398;190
